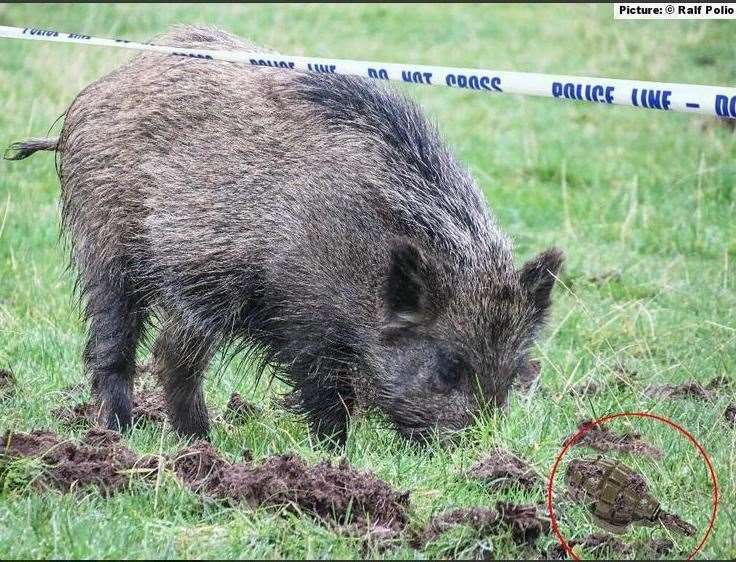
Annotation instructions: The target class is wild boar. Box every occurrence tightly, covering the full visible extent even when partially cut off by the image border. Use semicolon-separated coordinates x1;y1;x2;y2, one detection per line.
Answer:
6;25;563;445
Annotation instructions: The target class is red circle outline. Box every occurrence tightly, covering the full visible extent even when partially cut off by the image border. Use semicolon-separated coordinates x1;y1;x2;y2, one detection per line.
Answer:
546;412;719;560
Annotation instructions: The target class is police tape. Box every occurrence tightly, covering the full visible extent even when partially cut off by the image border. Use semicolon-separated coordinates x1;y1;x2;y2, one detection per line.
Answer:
2;24;736;119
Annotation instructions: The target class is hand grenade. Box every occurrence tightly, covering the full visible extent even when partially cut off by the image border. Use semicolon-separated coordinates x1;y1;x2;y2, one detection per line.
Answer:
564;456;695;536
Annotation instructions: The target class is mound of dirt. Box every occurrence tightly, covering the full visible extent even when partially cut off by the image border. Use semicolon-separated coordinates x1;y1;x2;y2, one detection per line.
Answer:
224;392;261;424
0;368;15;398
468;448;542;492
413;503;549;549
643;376;732;402
412;507;500;548
171;440;228;492
1;428;408;532
705;375;733;390
172;442;409;530
565;420;663;459
644;381;711;401
0;428;158;494
645;538;675;557
0;429;62;457
569;381;603;396
587;270;622;286
498;502;551;546
725;403;736;427
132;393;168;423
224;455;409;529
569;367;638;397
53;401;102;428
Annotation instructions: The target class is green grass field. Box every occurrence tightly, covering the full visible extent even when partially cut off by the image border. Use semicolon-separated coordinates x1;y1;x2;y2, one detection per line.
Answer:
1;3;735;559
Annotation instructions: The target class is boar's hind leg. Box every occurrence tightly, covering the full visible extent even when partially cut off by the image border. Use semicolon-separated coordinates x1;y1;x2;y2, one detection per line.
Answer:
84;278;144;432
151;323;214;439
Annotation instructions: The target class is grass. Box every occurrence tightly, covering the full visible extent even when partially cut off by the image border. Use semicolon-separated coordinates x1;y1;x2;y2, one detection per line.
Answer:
0;3;734;559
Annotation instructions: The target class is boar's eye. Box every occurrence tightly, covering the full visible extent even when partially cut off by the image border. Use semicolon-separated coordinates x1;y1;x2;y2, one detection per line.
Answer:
437;351;471;387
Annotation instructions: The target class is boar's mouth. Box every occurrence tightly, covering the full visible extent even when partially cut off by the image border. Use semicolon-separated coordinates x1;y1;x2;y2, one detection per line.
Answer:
394;424;467;446
381;403;473;445
371;377;477;443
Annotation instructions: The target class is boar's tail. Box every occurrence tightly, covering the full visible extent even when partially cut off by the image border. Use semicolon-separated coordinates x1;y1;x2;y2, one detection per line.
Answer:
4;137;59;160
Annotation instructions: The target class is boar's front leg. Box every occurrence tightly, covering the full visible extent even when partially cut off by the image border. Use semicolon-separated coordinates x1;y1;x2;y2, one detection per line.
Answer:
297;376;355;448
150;322;214;439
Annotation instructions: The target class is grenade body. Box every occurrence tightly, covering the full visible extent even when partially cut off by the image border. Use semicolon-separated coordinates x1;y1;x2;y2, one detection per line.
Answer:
565;456;660;534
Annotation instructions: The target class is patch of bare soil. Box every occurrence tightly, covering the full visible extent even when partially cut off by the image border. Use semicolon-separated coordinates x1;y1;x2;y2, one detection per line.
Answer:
468;448;542;492
643;376;732;402
56;380;259;430
705;375;733;390
411;507;500;548
569;380;603;396
55;369;166;428
569;367;638;397
725;403;736;427
498;502;551;546
587;270;622;286
170;440;227;492
0;428;158;494
412;503;550;549
0;368;15;398
224;392;261;424
645;538;675;557
53;401;102;428
53;391;167;429
132;393;167;423
644;381;711;400
565;420;663;460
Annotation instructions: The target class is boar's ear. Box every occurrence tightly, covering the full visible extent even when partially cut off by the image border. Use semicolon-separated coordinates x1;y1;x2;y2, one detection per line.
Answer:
519;248;565;318
383;239;431;331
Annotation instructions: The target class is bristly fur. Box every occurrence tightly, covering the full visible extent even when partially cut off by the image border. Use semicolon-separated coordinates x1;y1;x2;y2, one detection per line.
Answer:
290;72;506;264
5;25;564;445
